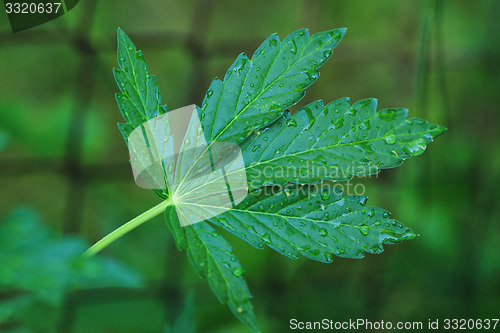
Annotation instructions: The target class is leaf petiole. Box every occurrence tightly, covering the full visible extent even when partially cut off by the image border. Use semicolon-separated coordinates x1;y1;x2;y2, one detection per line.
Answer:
83;197;174;257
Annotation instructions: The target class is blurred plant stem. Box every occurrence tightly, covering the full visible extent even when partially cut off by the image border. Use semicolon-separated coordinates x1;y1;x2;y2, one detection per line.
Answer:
84;198;174;257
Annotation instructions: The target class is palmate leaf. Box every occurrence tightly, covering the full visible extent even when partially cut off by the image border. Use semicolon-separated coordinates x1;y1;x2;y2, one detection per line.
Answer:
93;28;446;333
241;98;446;188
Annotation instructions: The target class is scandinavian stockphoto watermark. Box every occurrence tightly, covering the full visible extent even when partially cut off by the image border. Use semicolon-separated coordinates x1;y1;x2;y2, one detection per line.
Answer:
127;105;248;227
248;161;379;199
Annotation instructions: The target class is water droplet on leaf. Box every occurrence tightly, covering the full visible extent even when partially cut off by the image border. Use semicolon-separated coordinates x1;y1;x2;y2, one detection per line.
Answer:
286;118;297;127
232;267;244;276
383;132;396;144
318;228;328;237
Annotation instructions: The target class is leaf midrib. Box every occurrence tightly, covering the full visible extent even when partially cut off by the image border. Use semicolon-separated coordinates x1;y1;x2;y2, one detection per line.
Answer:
121;47;149;121
182;200;398;258
246;128;434;169
180;201;392;232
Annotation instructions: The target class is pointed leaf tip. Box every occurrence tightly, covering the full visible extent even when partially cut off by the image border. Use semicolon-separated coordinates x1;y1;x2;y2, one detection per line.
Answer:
430;124;447;139
116;27;128;41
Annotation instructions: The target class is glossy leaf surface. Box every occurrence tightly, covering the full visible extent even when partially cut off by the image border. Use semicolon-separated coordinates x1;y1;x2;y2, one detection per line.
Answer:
199;28;346;144
165;206;258;332
209;186;416;261
241;98;446;187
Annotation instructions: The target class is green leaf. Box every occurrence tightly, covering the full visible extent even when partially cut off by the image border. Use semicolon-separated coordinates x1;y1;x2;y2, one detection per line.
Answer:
0;208;142;330
165;207;259;333
114;28;166;141
199;28;346;145
242;98;446;188
102;27;446;333
208;186;416;261
114;28;171;199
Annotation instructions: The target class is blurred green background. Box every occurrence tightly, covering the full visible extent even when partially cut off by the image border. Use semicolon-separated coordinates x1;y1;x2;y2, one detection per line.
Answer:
1;0;499;332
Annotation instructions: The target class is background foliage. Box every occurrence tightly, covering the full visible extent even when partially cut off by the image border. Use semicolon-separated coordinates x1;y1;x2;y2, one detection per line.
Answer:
0;0;499;332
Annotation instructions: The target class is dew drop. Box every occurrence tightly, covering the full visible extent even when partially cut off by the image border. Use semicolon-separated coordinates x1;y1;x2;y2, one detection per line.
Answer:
232;267;244;276
286;118;297;127
333;118;344;129
321;190;330;200
252;144;261;152
359;226;369;236
318;228;328;237
262;233;271;243
383;132;396;144
346;107;357;116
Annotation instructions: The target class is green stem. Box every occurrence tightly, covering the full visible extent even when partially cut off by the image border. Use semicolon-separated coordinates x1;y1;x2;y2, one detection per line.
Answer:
83;198;173;257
